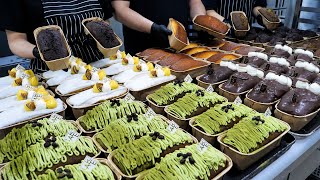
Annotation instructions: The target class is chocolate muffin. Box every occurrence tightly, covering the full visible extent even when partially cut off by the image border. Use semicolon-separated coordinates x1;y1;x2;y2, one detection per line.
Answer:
37;29;69;61
199;64;235;84
285;33;303;42
248;79;290;103
278;88;320;116
221;72;262;93
258;8;279;22
260;62;289;75
86;21;120;48
267;36;287;46
287;67;318;86
255;33;272;43
301;30;317;38
231;12;248;30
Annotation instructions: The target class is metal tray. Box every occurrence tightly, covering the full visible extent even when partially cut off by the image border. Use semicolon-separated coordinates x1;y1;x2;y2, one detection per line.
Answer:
223;133;295;180
289;112;320;137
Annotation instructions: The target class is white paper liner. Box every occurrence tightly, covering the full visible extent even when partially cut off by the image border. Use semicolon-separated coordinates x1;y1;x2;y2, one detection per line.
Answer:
90;58;122;68
103;64;133;76
124;74;176;91
112;70;148;84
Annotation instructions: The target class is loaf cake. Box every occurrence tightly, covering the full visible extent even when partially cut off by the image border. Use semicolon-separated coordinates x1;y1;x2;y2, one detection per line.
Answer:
258;8;279;22
219;41;244;51
301;30;317;37
192;51;220;59
260;57;290;74
158;54;190;67
254;33;271;43
138;48;162;57
205;38;226;48
231;12;249;30
194;15;229;34
170;59;208;71
86;20;120;48
170;18;188;44
207;53;240;64
199;62;236;84
245;52;268;67
37;29;69;61
181;47;211;55
286;33;303;42
145;51;173;62
235;46;264;56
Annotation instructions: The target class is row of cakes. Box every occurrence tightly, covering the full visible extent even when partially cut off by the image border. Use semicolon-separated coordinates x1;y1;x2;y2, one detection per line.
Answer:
0;66;66;130
196;45;320;131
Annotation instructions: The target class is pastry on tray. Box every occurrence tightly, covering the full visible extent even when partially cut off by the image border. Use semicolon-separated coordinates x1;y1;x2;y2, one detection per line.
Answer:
0;118;77;164
1;136;99;180
193;102;253;135
231;12;249;30
90;50;126;68
78;100;146;132
103;54;140;76
287;61;319;85
277;81;320;116
287;49;314;66
247;72;291;103
170;59;208;71
124;67;176;91
0;67;35;87
0;97;64;128
194;15;229;34
110;129;194;176
260;57;290;74
145;51;173;62
35;160;115;180
112;62;154;83
158;54;191;67
67;80;127;107
205;38;226;48
258;8;279;23
219;41;244;51
207;52;241;64
244;52;268;67
199;61;237;84
166;90;226;119
181;47;211;55
95;114;167;152
222;113;288;154
192;50;220;59
86;20;120;48
235;46;264;56
0;86;50;112
140;144;229;180
147;81;202;106
36;28;69;61
221;64;264;94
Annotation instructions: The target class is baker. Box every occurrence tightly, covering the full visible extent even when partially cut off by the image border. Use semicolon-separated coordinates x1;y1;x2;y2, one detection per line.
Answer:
111;0;207;55
0;0;113;73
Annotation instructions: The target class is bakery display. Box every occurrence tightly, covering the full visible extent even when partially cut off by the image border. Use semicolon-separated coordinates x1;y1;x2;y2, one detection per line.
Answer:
245;52;268;67
91;50;127;68
193;15;229;34
198;61;236;84
103;54;140;76
36;28;69;61
0;118;77;164
95;114;167;152
192;102;253;135
166;90;226;119
0;136;99;180
207;52;241;64
139;144;230;180
231;11;249;30
109;128;194;176
78;100;146;132
287;61;319;85
86;20;120;48
112;62;154;83
260;57;290;74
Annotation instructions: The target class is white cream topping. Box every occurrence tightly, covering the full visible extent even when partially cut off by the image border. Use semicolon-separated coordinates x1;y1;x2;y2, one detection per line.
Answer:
22;78;30;87
295;61;320;73
268;57;290;67
294;49;314;58
116;51;122;59
309;83;320;95
15;70;24;79
220;61;230;67
274;45;293;54
91;72;100;81
156;69;165;77
265;72;291;87
27;91;36;99
236;64;247;73
140;64;149;72
296;80;310;89
248;52;268;61
35;100;47;111
102;83;111;92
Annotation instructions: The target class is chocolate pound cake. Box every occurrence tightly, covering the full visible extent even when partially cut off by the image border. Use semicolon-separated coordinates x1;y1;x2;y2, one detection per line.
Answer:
86;20;120;48
199;64;235;84
258;8;279;22
37;29;69;61
222;72;261;93
232;12;248;30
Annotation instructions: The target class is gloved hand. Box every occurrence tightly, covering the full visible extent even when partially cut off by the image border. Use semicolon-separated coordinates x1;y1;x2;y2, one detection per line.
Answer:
256;14;266;28
32;46;41;59
150;23;172;46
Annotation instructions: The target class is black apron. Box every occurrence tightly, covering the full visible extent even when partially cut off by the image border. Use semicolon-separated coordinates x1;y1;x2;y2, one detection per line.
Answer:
30;0;105;73
123;0;190;55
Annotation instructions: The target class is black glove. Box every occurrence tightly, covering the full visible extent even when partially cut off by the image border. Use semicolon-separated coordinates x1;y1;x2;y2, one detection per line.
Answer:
256;15;266;28
32;46;41;59
150;23;172;47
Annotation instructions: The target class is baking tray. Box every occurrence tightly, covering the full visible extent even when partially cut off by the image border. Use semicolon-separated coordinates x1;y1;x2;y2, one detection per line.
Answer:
289;112;320;137
223;133;295;180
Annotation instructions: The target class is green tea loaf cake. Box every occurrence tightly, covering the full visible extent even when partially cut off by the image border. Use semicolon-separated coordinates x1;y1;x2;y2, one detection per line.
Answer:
1;136;99;180
95;114;168;152
222;113;288;154
148;81;202;106
166;90;226;119
193;102;253;135
112;129;194;176
141;144;227;180
0;118;78;164
79;100;146;131
34;160;115;180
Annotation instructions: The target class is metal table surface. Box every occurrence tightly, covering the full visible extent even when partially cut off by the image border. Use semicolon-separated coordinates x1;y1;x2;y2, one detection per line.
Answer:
253;129;320;180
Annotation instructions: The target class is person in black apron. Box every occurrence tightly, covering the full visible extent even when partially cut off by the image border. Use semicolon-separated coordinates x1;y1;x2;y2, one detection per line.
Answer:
202;0;267;26
0;0;113;73
111;0;206;55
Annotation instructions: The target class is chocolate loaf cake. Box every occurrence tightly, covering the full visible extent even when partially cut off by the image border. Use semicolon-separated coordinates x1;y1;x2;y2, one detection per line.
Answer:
37;29;69;61
199;64;235;84
222;72;262;93
258;8;279;22
232;12;248;30
260;62;289;74
86;20;120;48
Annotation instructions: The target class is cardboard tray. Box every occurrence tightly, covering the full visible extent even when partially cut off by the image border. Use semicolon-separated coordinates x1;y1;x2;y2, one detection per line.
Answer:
92;115;170;155
82;17;123;58
218;84;250;102
257;9;280;30
66;89;128;119
217;121;290;170
196;75;227;91
33;25;71;71
230;11;250;38
289;112;320;137
135;153;233;180
223;133;295;180
170;60;211;81
0;102;67;139
96;158;122;180
274;102;320;132
167;18;189;51
107;130;198;179
55;86;93;103
243;90;279;113
193;15;230;39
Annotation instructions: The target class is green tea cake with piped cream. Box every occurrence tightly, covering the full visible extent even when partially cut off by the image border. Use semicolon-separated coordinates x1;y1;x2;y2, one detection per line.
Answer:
192;102;253;135
95;114;168;152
